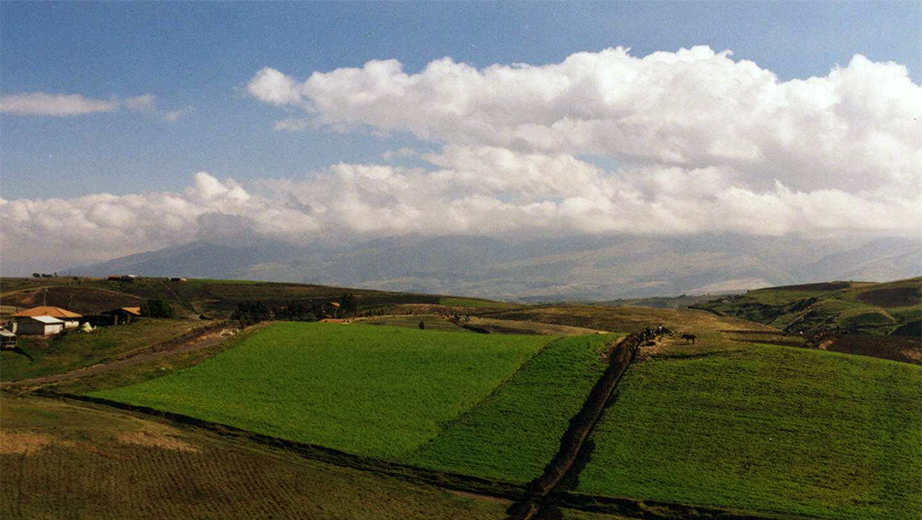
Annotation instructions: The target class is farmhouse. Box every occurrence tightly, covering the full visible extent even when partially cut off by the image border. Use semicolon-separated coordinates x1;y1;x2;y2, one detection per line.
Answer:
12;306;82;331
15;316;65;336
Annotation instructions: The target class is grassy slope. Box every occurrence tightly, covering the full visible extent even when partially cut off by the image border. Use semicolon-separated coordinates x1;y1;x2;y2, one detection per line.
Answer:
405;334;623;482
0;319;201;382
439;297;516;309
89;322;554;459
577;344;922;520
359;314;473;332
0;396;509;520
694;277;921;335
486;304;769;335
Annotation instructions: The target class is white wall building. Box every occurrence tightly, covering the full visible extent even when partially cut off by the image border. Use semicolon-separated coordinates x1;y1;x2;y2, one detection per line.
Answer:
14;316;65;336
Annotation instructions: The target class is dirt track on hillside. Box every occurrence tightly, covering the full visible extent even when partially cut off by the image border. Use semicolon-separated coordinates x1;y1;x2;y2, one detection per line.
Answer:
7;322;253;386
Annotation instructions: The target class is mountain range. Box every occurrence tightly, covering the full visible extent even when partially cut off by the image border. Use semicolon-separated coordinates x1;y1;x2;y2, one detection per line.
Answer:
65;234;921;301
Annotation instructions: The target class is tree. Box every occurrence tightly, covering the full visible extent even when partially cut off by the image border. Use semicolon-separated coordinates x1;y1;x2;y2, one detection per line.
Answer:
141;299;176;318
340;293;357;316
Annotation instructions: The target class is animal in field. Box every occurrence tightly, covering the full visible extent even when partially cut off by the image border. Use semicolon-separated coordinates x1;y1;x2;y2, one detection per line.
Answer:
681;333;696;344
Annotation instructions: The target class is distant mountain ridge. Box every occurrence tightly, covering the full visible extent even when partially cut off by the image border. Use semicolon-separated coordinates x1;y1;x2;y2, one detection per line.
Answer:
66;234;922;301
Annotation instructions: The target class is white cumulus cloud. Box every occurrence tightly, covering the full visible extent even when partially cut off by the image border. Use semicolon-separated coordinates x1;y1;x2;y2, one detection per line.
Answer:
3;47;920;272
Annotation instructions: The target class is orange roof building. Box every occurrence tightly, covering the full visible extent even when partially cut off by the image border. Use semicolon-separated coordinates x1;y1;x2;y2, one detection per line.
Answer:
12;306;82;319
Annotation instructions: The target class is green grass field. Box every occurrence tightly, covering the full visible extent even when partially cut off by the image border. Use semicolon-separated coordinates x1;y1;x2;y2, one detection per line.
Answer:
89;322;555;459
0;319;202;382
404;334;621;482
576;344;922;520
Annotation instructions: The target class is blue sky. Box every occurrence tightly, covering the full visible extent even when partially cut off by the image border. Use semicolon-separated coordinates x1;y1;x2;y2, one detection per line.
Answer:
2;1;919;199
1;2;920;273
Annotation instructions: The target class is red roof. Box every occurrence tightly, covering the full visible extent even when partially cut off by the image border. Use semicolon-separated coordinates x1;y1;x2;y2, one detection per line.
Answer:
12;306;82;319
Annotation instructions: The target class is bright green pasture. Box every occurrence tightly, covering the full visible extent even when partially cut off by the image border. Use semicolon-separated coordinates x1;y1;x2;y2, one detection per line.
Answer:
577;345;922;520
89;322;554;459
404;334;622;482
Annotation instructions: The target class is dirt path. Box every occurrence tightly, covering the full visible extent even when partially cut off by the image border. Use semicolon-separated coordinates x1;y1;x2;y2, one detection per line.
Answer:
7;323;258;386
507;334;641;520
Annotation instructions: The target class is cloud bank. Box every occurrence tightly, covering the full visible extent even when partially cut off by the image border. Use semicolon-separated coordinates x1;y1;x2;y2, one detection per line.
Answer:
3;47;920;272
0;92;158;116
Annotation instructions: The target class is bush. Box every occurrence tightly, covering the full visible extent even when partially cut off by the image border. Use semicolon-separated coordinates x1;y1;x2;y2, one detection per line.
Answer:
141;299;176;318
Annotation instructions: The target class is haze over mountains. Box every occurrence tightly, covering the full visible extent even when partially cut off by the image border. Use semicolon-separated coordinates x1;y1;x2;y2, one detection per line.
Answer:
66;235;921;301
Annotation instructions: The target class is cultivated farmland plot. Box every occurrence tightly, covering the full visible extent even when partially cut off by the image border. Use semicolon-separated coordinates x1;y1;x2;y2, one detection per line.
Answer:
31;303;919;520
90;323;558;458
576;344;922;520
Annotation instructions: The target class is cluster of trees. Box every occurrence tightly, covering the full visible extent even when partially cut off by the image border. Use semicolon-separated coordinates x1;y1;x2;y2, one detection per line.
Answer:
141;299;176;318
231;294;359;325
231;301;273;325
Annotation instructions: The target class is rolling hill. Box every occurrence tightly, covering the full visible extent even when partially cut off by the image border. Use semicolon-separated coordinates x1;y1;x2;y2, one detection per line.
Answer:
62;234;922;301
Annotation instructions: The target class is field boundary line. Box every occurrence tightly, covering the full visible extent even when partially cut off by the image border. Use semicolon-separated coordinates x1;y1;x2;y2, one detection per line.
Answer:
508;334;642;520
506;333;641;520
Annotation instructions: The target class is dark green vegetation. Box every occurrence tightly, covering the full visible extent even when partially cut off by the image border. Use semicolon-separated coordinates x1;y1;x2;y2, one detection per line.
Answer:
89;323;555;459
0;396;510;520
596;293;732;309
439;296;517;309
405;334;621;482
577;343;922;520
694;277;921;336
140;298;175;318
0;319;202;382
0;276;451;320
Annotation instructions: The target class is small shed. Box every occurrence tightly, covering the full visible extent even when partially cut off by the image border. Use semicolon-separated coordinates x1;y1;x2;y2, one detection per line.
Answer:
104;307;142;324
16;316;65;336
0;329;16;348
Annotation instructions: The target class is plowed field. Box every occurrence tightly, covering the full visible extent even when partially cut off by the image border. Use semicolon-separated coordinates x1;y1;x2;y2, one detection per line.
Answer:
0;397;509;520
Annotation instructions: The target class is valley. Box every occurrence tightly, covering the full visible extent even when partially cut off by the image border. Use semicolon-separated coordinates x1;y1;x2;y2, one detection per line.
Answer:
1;275;919;519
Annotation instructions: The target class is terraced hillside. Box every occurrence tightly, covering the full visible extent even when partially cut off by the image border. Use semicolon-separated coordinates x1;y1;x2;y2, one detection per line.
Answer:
692;277;921;336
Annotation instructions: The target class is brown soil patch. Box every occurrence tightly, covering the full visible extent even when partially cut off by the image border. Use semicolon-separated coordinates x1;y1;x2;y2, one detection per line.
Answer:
0;431;54;455
1;285;141;314
856;287;921;308
447;489;512;504
117;424;199;453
